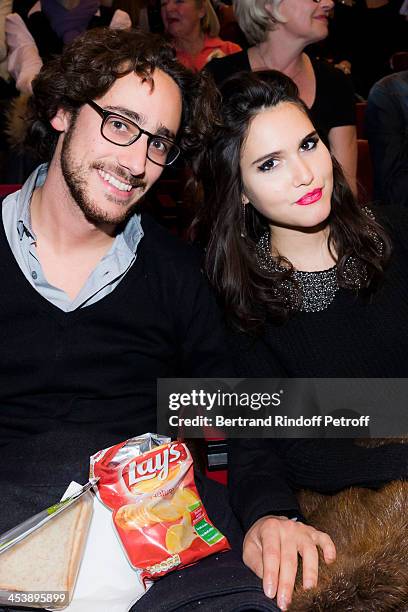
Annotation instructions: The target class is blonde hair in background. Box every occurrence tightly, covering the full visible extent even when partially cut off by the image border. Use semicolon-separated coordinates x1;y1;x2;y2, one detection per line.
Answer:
200;0;221;37
232;0;286;45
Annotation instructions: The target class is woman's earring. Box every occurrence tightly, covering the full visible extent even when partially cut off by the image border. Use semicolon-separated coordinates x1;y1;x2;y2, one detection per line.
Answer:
240;202;247;238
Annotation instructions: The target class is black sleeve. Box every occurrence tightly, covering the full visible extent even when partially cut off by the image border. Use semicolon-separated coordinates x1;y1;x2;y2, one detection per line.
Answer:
284;439;408;493
228;438;303;532
366;75;408;206
228;437;408;533
226;332;302;531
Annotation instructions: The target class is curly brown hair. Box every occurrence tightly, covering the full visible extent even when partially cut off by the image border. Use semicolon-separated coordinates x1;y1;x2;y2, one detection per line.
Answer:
27;27;220;161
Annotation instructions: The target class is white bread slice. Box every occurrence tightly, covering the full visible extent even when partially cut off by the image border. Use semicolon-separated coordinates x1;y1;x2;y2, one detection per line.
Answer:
0;493;93;598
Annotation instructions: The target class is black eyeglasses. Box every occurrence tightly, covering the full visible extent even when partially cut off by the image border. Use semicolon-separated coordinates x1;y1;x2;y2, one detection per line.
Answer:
87;100;181;167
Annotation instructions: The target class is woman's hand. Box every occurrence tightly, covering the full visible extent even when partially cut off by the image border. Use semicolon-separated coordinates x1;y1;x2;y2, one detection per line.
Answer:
243;515;336;611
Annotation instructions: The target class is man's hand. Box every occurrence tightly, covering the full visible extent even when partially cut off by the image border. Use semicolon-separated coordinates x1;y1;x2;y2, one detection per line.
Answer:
243;515;336;611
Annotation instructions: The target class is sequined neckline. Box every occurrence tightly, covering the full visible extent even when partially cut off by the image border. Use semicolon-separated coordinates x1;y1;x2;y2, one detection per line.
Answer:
256;232;365;313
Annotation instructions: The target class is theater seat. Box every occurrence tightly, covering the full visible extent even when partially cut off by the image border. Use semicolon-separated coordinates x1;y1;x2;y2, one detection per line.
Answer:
355;102;367;139
0;184;21;198
142;169;190;237
205;439;227;485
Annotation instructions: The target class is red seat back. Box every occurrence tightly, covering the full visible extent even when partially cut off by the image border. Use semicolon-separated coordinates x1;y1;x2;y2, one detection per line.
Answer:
0;184;22;197
357;139;374;203
355;102;367;139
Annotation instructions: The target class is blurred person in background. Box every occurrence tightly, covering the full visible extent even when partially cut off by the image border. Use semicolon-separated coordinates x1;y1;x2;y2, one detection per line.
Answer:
161;0;241;71
319;0;407;98
366;70;408;206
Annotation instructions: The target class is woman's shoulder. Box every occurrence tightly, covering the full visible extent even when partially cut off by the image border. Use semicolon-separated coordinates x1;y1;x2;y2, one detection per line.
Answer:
205;49;250;87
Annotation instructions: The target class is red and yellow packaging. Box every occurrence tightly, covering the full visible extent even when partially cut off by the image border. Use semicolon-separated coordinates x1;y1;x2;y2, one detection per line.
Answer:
90;434;230;584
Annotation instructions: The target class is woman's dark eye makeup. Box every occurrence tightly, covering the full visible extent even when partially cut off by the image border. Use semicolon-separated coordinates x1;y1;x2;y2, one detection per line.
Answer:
301;135;319;151
258;158;279;172
257;135;320;172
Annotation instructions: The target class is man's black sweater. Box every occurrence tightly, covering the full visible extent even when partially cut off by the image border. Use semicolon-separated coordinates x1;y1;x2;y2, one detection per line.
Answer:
0;213;231;529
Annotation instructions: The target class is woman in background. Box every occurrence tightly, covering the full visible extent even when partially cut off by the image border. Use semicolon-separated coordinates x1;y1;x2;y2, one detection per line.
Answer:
206;0;358;194
161;0;241;71
193;70;408;610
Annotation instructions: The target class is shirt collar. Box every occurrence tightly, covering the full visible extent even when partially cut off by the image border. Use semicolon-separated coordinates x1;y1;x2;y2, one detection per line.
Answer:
17;163;48;241
115;211;143;256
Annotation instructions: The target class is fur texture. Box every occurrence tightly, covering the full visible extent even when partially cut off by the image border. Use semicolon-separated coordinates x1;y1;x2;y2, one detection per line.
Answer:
289;439;408;611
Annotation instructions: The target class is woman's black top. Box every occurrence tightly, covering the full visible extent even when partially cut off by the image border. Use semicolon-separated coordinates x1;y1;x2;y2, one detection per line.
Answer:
206;50;356;136
227;208;408;531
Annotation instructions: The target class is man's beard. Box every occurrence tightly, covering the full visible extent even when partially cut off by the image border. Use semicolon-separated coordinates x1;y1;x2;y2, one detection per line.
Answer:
60;117;146;226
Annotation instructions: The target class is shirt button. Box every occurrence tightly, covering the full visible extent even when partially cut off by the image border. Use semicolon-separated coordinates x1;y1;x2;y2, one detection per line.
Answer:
31;271;38;280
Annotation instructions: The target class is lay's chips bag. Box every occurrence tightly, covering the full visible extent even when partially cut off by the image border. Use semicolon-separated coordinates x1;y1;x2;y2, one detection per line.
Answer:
90;434;229;584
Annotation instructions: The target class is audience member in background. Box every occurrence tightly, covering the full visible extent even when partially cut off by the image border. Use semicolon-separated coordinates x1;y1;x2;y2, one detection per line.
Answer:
319;0;407;98
6;12;44;94
366;70;408;207
0;0;14;181
193;69;408;611
41;0;99;44
9;0;132;68
161;0;241;71
3;0;133;182
0;0;12;83
206;0;357;194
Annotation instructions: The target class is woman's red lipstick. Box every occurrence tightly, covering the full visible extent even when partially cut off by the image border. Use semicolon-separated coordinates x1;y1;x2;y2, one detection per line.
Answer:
296;188;323;206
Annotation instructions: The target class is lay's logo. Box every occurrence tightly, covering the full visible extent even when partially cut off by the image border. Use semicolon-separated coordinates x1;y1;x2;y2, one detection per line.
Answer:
124;443;186;489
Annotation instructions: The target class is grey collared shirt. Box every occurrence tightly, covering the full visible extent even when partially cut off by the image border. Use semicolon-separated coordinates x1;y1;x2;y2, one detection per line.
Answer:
2;164;144;312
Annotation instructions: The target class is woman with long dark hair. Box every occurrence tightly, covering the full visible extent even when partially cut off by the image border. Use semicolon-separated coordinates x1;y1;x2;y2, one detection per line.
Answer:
193;70;408;610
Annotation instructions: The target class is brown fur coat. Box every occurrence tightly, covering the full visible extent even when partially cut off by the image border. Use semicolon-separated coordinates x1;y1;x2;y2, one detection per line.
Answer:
289;439;408;611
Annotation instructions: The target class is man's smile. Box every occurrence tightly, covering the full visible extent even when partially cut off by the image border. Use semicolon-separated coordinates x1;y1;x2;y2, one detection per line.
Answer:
97;169;134;192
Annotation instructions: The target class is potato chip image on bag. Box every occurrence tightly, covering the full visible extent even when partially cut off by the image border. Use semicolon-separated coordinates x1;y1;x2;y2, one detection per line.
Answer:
90;434;230;584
